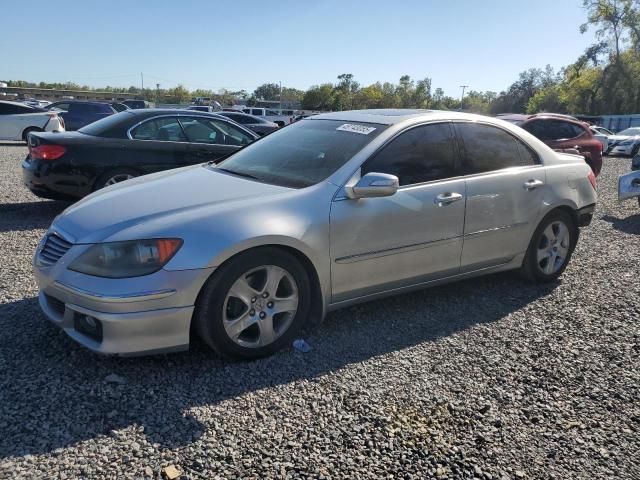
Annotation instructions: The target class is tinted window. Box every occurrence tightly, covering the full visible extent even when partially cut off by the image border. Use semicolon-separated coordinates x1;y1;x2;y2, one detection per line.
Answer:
0;103;33;114
524;120;584;141
266;110;279;116
49;103;70;112
457;123;537;174
362;123;457;186
131;117;186;141
111;103;128;112
216;119;387;189
251;109;263;116
78;112;132;137
179;117;253;146
225;113;251;124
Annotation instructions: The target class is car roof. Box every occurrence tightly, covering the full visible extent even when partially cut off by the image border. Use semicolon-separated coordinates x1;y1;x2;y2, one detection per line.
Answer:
309;109;493;125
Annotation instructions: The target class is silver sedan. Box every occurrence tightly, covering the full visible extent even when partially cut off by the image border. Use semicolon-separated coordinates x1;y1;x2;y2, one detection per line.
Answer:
34;109;597;359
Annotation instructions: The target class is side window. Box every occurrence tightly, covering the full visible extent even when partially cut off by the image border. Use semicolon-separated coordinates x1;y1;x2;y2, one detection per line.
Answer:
266;110;279;116
251;109;263;116
546;120;581;140
456;123;536;174
229;114;251;125
50;103;70;112
361;123;457;186
1;103;32;114
242;109;250;114
522;120;548;139
131;117;187;141
179;117;253;146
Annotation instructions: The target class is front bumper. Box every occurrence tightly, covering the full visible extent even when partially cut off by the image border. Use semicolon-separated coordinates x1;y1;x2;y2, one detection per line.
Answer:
39;290;194;356
618;170;640;202
607;144;635;156
34;247;215;356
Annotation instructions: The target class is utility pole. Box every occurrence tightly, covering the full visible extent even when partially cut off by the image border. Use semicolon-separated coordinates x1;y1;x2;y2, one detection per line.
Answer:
459;85;468;111
156;83;160;106
279;81;283;112
140;73;144;97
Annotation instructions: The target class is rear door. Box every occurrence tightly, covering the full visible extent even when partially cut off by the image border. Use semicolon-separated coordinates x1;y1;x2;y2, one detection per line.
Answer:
453;122;546;272
179;116;255;164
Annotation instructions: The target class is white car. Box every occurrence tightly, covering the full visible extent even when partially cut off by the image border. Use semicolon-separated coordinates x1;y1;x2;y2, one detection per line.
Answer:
589;126;609;151
0;101;65;141
241;107;293;127
606;127;640;156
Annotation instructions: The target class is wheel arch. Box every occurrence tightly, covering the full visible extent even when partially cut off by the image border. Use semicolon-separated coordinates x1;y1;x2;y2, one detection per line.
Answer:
197;242;327;327
22;126;43;141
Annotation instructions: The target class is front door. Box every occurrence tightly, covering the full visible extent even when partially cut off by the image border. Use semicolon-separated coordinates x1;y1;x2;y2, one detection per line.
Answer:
178;116;255;164
453;122;547;271
330;122;466;303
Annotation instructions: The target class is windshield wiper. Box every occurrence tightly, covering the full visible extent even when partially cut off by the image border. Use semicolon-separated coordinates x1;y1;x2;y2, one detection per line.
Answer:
215;167;259;180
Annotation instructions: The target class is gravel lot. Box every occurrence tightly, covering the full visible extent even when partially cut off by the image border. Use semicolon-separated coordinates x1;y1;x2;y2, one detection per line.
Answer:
0;142;638;479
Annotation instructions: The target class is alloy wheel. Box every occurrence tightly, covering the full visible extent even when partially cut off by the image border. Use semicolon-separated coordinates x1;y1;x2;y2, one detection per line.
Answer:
104;174;134;186
536;220;571;275
223;265;299;348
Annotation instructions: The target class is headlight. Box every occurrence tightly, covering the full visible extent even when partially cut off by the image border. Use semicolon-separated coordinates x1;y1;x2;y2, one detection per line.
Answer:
69;239;182;278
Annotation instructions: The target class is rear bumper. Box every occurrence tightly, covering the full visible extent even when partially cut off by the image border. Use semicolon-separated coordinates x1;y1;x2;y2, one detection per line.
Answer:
577;203;596;227
22;156;87;199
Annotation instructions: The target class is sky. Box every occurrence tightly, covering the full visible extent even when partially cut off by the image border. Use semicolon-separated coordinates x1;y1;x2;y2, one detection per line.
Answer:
1;0;597;97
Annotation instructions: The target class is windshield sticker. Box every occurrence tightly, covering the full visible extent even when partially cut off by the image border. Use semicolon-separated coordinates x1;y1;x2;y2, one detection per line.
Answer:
336;124;377;135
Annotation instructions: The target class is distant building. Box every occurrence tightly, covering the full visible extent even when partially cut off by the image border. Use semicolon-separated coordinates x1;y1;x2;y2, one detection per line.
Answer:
0;85;134;102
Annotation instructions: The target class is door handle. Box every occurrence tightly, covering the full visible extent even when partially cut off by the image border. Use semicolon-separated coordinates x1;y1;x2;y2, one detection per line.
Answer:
523;179;544;190
434;192;463;206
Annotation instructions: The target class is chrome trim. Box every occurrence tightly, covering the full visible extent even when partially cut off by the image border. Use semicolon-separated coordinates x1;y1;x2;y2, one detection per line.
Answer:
125;113;257;143
464;222;528;238
335;236;461;264
54;282;177;303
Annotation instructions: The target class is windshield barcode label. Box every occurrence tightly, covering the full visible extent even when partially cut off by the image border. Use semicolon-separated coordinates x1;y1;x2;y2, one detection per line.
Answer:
336;124;376;135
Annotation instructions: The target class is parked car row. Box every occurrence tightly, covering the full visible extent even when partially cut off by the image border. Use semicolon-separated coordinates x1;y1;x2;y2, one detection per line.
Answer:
31;109;597;359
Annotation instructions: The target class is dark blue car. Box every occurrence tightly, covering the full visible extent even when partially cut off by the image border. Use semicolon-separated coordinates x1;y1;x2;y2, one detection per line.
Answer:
46;101;124;131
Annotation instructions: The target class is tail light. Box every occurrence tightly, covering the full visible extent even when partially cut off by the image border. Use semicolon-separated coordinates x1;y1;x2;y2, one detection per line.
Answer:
587;170;597;190
29;144;67;160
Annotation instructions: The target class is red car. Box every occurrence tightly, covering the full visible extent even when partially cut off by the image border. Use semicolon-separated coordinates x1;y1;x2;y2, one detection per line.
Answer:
498;113;603;176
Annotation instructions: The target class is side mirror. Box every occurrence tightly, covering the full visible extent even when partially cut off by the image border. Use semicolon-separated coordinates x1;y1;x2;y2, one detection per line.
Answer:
345;172;399;199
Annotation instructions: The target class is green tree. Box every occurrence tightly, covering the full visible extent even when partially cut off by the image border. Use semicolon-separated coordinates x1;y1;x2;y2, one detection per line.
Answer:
253;83;281;101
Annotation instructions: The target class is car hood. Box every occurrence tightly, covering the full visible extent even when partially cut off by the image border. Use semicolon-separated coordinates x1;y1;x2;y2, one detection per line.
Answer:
609;134;639;142
54;165;293;244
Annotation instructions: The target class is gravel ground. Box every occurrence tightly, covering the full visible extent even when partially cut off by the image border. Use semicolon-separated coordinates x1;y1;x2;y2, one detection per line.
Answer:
0;143;638;479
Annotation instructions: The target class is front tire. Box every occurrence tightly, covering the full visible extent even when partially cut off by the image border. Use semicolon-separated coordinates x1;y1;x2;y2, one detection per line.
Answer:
194;247;311;359
521;210;577;283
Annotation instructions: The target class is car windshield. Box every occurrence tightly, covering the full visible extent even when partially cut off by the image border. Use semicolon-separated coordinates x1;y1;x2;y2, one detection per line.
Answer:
617;128;640;136
213;119;387;188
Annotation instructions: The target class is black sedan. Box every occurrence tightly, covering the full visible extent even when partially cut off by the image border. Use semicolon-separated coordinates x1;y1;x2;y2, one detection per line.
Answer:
216;111;280;136
22;109;259;200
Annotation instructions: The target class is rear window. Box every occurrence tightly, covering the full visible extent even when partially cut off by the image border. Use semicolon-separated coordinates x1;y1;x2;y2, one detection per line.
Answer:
78;111;133;137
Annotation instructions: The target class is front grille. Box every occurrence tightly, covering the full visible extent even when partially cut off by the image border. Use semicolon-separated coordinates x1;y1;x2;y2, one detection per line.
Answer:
39;233;73;266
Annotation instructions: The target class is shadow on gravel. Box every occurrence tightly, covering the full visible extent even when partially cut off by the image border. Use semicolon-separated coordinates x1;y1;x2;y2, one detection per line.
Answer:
0;142;26;147
601;213;640;235
0;201;70;233
0;274;558;458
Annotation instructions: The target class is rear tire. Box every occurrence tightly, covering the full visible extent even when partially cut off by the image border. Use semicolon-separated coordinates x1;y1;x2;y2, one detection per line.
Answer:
93;168;139;191
521;209;577;283
194;247;311;360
